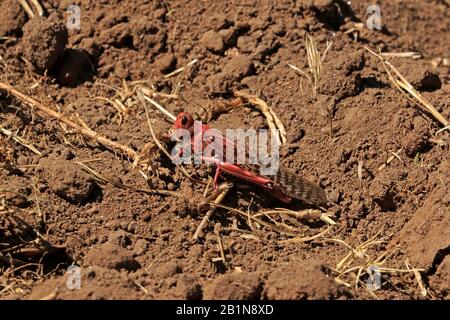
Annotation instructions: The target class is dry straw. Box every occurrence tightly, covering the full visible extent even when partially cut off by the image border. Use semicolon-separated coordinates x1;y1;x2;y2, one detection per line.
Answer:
0;82;139;161
234;90;287;145
17;0;44;19
325;232;427;298
365;47;448;128
288;34;332;96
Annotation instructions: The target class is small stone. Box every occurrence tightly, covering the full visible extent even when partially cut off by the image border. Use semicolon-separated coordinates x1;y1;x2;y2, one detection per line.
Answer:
201;30;225;54
155;53;177;74
328;189;341;204
133;239;148;256
237;35;257;53
218;28;237;47
222;55;255;78
155;261;182;278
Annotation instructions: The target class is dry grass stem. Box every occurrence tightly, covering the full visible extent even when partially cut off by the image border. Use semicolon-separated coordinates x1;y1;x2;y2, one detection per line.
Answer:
287;63;311;84
234;90;287;145
326;233;427;296
216;234;226;263
17;0;35;19
365;47;449;127
94;97;127;125
357;161;364;181
16;0;45;18
138;88;176;122
381;52;422;59
0;82;139;161
0;37;17;42
29;0;44;16
391;149;404;164
139;86;179;100
306;34;322;93
0;127;42;155
212;202;332;241
288;34;331;97
212;203;299;237
435;125;450;134
256;208;336;225
75;161;177;197
193;184;231;241
279;225;332;244
164;59;198;78
405;259;428;297
378;147;403;171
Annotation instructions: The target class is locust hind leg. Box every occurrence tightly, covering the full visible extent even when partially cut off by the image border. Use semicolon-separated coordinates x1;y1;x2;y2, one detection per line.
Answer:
213;165;221;191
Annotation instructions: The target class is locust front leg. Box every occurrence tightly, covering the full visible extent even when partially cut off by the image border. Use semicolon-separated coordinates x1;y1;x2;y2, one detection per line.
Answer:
199;156;222;190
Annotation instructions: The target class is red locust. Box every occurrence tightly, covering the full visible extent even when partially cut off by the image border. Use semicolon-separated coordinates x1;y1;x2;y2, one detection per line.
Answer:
169;112;327;206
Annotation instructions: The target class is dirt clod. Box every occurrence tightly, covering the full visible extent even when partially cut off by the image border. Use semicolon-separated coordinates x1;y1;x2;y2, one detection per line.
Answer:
369;171;398;212
203;272;262;300
84;241;141;271
318;50;365;100
21;14;68;74
264;261;348;299
401;127;430;158
155;53;177;74
28;266;141;300
218;28;238;47
201;30;225;54
0;0;27;37
37;158;96;204
164;275;202;300
400;63;442;92
312;0;346;29
154;261;182;278
430;255;450;299
208;55;255;92
393;161;450;271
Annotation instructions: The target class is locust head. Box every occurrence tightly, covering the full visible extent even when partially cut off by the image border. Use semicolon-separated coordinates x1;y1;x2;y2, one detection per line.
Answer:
168;112;195;161
173;112;194;130
169;112;194;140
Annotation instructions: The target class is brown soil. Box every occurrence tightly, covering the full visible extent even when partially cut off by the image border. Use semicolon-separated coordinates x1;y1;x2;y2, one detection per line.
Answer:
0;0;449;300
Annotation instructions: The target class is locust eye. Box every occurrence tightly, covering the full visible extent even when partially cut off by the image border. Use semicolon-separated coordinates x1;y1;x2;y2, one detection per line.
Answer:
181;115;188;126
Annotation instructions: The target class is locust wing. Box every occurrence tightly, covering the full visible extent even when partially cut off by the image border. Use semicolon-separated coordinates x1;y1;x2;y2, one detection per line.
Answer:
270;166;327;206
